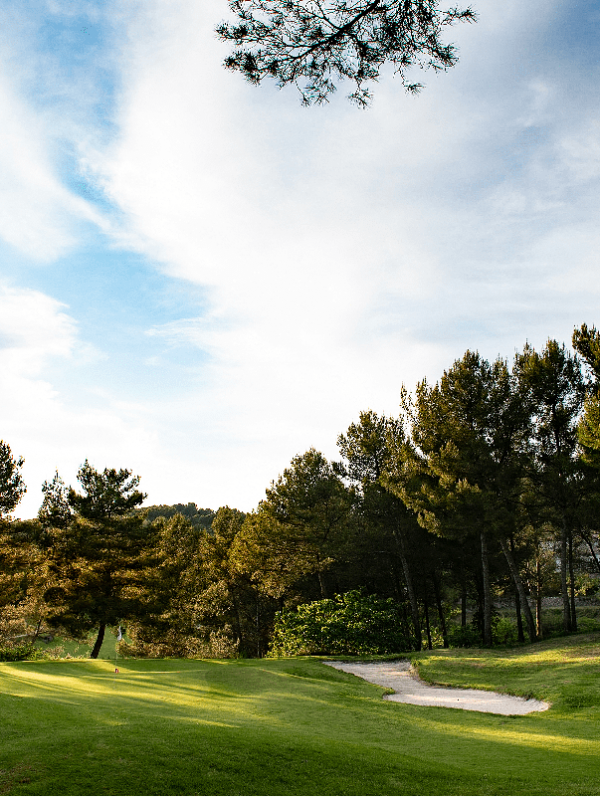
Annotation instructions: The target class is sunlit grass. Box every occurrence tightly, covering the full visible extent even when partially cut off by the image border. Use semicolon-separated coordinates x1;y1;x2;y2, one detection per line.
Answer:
415;632;600;709
1;634;599;795
35;631;122;660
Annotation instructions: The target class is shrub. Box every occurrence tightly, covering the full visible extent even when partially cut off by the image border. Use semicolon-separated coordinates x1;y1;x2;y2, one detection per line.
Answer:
268;589;411;657
0;642;43;662
447;617;518;647
575;616;600;633
447;624;481;648
492;617;518;646
42;645;66;660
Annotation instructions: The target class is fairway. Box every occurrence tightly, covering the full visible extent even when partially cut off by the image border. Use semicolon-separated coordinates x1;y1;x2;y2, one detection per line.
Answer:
1;635;600;795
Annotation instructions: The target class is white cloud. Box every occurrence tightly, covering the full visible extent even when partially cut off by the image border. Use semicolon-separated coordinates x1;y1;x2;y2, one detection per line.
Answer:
0;286;78;373
0;286;159;518
2;0;600;518
65;0;597;512
0;5;109;261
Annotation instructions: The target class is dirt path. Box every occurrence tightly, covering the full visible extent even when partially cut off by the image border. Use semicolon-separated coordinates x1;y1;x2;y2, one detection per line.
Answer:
324;660;550;715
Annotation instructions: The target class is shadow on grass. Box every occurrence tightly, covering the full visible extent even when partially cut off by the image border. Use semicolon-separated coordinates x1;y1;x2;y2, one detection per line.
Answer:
0;649;600;795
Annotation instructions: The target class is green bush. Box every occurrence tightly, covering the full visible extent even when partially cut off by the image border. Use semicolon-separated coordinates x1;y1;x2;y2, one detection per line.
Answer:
448;617;518;647
575;616;600;633
0;641;43;662
492;617;518;646
447;624;481;648
268;590;411;656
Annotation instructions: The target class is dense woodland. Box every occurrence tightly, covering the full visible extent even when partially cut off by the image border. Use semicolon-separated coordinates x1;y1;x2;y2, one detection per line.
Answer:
2;324;600;659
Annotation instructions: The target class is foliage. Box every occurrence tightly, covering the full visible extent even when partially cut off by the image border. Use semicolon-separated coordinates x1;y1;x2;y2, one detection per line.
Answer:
573;323;600;386
387;350;537;645
130;506;276;659
68;460;146;519
492;616;518;647
38;471;72;532
0;441;26;519
515;339;588;635
5;322;600;660
45;462;151;658
446;623;481;648
269;589;411;655
578;393;600;457
0;525;53;646
254;448;353;600
217;0;476;106
574;616;600;633
46;514;153;648
0;641;43;662
574;570;600;597
337;410;430;650
124;513;206;657
142;503;215;531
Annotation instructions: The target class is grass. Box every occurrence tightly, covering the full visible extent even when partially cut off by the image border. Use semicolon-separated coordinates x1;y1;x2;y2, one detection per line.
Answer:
35;631;122;660
415;632;600;709
1;634;599;795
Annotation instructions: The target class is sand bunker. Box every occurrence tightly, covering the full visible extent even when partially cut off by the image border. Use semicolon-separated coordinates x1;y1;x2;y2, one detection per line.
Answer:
324;660;550;716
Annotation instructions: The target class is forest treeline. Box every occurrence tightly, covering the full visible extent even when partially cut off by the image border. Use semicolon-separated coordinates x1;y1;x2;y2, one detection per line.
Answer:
1;324;600;659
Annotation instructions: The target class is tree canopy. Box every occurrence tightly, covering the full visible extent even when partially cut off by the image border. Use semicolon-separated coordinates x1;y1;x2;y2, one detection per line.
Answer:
0;441;26;519
217;0;476;106
2;321;600;661
45;462;150;658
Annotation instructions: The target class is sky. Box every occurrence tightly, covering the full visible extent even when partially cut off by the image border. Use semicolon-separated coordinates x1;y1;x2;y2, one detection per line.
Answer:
1;0;600;518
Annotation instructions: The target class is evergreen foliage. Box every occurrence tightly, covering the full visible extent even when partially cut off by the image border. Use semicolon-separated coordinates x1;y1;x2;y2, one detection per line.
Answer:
2;322;600;659
142;503;215;531
0;441;26;519
217;0;476;106
44;462;151;658
269;589;411;655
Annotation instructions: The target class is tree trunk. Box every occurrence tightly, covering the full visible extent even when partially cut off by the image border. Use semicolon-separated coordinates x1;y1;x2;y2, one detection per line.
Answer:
480;529;493;647
568;530;577;633
395;532;421;651
390;560;404;603
255;596;261;658
581;529;600;574
535;558;543;638
511;535;525;643
31;618;43;644
231;588;244;649
317;570;328;600
461;579;467;628
423;591;433;650
90;623;106;659
391;565;413;642
398;591;412;642
498;537;536;642
514;585;525;643
560;522;571;632
432;572;448;647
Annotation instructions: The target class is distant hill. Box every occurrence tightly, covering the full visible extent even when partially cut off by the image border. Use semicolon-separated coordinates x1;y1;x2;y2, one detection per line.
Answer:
142;503;215;531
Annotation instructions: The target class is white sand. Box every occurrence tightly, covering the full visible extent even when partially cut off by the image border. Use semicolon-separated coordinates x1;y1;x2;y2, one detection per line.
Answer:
324;660;550;716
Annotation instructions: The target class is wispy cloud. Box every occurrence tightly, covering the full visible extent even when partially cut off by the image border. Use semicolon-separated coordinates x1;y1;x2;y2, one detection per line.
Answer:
0;284;160;517
0;68;95;260
2;0;600;517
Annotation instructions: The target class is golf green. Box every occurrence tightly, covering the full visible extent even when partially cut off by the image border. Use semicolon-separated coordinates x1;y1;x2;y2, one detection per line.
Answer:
1;634;599;795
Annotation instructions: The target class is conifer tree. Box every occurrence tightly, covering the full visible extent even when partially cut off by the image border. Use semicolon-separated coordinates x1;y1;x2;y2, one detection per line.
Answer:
44;462;150;658
217;0;476;106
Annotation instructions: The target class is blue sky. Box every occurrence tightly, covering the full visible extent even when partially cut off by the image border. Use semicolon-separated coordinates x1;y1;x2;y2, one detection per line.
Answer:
1;0;600;517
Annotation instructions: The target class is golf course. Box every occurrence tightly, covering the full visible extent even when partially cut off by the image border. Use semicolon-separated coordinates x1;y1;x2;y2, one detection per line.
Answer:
1;632;599;795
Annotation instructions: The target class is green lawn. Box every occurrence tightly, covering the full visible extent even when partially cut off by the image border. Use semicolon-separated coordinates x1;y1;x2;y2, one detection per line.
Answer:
1;634;600;795
35;631;122;660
